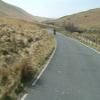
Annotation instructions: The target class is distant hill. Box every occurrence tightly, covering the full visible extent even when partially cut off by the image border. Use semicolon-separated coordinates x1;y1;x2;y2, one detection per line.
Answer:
48;8;100;29
0;0;50;22
33;16;52;23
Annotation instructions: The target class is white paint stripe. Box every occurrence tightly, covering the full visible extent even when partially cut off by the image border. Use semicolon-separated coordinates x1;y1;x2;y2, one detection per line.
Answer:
21;38;57;100
76;40;100;54
20;38;57;100
32;38;57;86
58;33;100;54
21;94;28;100
21;32;99;100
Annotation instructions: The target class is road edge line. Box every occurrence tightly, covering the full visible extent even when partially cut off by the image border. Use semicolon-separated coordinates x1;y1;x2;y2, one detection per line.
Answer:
58;33;100;54
21;94;28;100
21;37;57;100
32;37;57;86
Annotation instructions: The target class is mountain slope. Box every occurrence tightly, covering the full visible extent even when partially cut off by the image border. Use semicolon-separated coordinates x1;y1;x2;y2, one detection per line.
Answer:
51;8;100;52
0;0;50;22
53;8;100;29
0;0;37;22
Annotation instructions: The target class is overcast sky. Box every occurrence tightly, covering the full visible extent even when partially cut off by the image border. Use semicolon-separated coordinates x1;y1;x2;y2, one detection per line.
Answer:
3;0;100;18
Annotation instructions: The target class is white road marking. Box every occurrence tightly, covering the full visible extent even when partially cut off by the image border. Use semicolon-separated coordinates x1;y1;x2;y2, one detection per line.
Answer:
21;37;57;100
21;94;28;100
32;38;57;86
58;33;100;54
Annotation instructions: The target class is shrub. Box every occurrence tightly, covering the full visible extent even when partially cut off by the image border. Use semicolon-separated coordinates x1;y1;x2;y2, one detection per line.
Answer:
1;95;12;100
64;22;83;33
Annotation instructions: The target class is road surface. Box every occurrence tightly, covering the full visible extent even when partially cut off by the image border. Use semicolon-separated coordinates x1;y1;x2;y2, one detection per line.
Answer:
25;33;100;100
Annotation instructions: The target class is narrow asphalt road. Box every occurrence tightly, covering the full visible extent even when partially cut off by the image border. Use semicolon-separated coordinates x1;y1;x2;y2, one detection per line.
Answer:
25;33;100;100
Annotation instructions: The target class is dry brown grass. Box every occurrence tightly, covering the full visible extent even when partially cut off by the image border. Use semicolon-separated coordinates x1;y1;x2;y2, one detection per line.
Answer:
54;8;100;29
0;17;55;100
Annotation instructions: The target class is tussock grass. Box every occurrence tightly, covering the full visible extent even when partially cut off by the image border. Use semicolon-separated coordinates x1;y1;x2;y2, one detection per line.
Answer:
0;18;55;100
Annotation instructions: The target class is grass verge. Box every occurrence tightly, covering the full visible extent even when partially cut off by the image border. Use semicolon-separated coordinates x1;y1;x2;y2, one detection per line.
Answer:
0;18;55;100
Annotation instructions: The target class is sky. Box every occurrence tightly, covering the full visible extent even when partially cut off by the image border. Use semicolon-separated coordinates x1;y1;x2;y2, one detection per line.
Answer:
3;0;100;18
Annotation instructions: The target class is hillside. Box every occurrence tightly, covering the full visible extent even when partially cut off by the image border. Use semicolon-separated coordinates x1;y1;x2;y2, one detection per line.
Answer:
0;0;55;99
51;8;100;51
0;0;50;22
33;16;52;22
50;8;100;29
